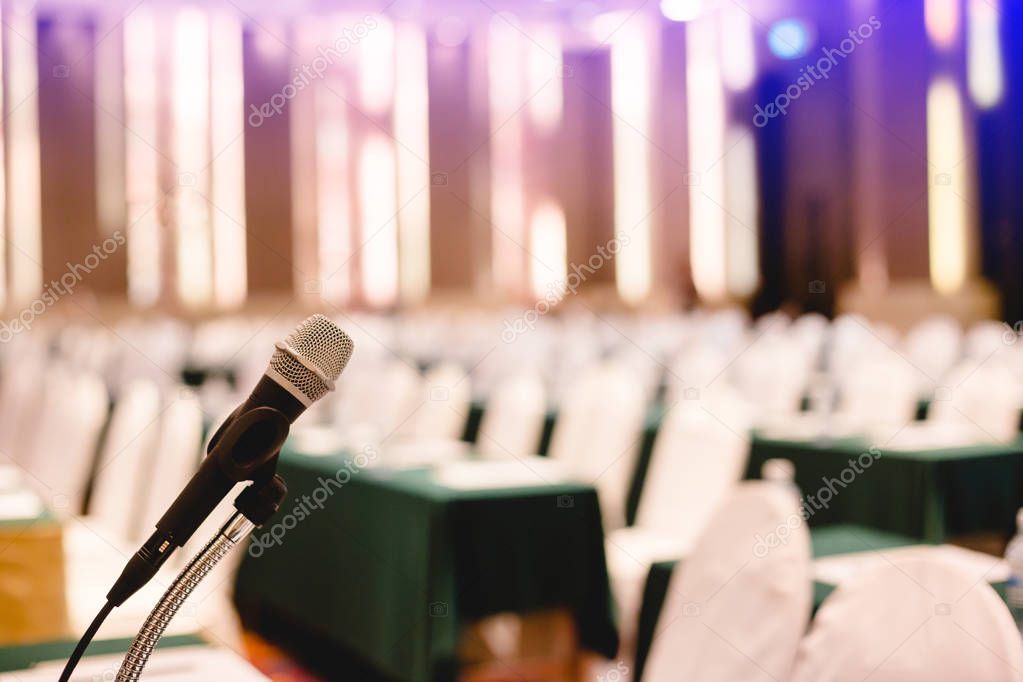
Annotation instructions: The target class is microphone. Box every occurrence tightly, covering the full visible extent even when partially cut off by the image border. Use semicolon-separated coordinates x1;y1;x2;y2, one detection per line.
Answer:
106;314;354;607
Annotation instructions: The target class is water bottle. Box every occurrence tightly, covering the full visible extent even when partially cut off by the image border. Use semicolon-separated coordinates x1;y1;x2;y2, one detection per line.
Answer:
762;458;802;500
1006;508;1023;632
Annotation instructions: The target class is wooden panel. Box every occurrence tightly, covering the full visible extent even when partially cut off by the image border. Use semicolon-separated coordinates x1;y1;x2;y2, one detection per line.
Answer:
427;39;478;293
561;50;615;288
653;21;690;302
242;27;296;295
37;17;128;295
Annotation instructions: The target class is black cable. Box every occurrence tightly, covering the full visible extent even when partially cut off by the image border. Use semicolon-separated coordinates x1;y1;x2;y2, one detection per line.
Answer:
58;600;115;682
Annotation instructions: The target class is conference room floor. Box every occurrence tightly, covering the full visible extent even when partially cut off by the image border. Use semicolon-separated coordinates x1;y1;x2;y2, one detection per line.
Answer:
243;630;321;681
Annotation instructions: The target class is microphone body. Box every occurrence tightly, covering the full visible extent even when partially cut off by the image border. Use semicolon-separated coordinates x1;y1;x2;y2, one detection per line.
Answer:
106;315;353;606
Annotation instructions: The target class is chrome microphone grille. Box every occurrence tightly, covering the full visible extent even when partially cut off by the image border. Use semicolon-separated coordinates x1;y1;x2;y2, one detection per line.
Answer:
268;314;354;405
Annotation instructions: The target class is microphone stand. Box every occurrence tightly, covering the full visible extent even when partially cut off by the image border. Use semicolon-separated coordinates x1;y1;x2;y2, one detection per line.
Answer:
114;479;286;681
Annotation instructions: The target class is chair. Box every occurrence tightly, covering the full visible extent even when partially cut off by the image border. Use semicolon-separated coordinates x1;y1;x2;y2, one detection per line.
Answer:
136;388;204;534
903;315;963;390
335;358;423;449
790;312;828;364
373;362;473;467
0;346;49;474
607;345;664;403
476;371;547;458
834;349;920;433
731;334;812;424
965;319;1013;359
791;553;1023;682
643;482;812;682
107;317;191;393
605;402;751;649
547;361;648;530
548;324;604;406
697;308;750;354
827;314;900;389
664;343;730;405
399;362;472;442
752;310;790;336
23;369;109;516
87;379;163;543
929;362;1022;443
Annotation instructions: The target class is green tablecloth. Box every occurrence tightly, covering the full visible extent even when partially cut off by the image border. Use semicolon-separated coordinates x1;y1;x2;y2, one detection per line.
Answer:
234;449;618;682
0;634;203;672
634;525;938;681
747;435;1023;542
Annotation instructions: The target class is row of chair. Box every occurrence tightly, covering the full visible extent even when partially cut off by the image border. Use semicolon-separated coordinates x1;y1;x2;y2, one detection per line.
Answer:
21;310;1023;448
0;348;241;646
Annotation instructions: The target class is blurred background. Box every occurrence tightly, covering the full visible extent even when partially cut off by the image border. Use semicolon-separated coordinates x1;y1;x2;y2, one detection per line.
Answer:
0;0;1018;322
2;0;1023;680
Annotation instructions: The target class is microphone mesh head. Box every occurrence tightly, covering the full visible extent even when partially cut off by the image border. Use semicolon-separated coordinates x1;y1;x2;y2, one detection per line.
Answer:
269;314;354;404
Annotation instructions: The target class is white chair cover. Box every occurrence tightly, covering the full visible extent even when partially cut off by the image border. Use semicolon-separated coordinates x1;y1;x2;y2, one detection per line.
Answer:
471;331;547;401
828;314;899;388
399;362;471;442
965;319;1013;359
790;312;828;363
752;310;790;336
549;324;604;405
476;371;547;458
606;404;751;649
665;343;730;405
903;315;963;389
643;482;812;682
0;347;48;472
731;334;812;423
24;370;108;516
548;361;647;530
88;379;162;543
635;405;751;544
791;553;1023;682
836;348;919;431
137;388;204;535
336;358;422;448
698;308;750;354
607;345;664;402
99;318;185;396
930;362;1022;443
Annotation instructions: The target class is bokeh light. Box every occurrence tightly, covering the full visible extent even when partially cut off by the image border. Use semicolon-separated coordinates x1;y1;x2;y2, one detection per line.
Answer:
767;18;812;60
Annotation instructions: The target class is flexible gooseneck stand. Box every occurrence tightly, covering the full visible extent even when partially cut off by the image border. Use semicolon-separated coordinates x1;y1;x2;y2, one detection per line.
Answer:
115;512;254;681
114;476;287;682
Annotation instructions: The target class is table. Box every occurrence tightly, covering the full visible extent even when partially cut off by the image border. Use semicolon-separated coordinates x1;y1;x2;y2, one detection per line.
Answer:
747;435;1023;542
0;502;69;646
632;525;989;682
0;634;202;672
234;448;618;682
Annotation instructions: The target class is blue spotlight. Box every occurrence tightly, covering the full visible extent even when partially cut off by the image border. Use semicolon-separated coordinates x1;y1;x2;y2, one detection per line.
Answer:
768;18;812;59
